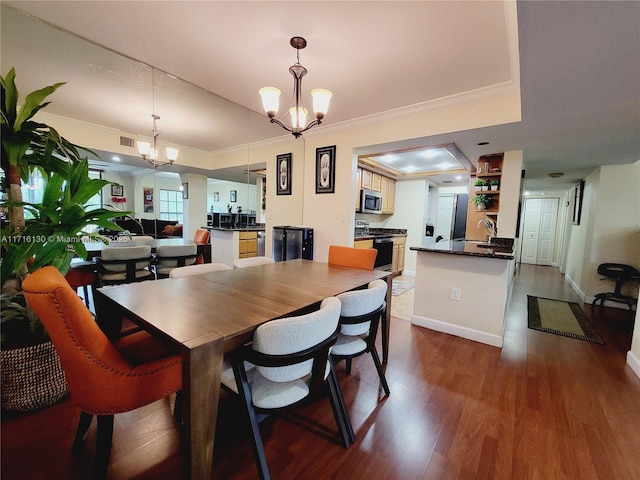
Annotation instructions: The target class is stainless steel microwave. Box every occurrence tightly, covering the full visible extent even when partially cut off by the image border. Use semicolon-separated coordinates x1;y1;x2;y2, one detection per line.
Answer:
360;189;383;214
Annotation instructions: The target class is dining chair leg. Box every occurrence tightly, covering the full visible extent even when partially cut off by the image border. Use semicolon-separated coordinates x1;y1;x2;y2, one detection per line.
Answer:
328;361;356;445
173;391;183;424
73;411;94;451
345;358;353;375
327;370;354;447
94;415;114;480
233;361;271;480
370;347;390;396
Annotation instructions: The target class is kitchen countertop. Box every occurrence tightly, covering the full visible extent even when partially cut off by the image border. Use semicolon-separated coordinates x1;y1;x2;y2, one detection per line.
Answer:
410;239;515;260
204;226;265;232
354;228;407;240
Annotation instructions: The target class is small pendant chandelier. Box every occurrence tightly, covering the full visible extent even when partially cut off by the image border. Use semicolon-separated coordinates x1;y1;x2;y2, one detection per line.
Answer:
137;114;179;167
259;37;332;138
137;68;179;167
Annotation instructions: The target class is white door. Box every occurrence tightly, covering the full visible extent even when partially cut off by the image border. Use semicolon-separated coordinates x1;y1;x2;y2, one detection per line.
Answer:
435;194;454;240
521;197;559;265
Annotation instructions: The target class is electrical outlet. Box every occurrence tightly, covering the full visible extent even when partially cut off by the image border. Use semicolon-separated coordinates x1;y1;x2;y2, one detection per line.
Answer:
450;287;461;301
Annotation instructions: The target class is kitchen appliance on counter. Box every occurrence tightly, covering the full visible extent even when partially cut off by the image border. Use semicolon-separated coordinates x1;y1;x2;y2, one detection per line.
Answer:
355;219;370;237
273;226;314;262
359;189;383;214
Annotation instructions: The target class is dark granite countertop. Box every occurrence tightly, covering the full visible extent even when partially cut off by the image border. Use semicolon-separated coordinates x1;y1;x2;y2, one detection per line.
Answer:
354;228;407;241
410;239;515;260
204;226;265;232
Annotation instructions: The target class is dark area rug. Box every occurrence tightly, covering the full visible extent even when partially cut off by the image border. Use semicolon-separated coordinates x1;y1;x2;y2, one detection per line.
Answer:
527;295;604;344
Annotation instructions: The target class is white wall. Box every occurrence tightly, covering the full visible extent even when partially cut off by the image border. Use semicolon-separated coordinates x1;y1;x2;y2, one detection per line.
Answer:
207;179;256;214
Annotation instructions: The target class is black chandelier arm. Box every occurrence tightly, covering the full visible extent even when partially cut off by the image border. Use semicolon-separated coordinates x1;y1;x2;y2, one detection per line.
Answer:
300;118;322;134
269;117;294;134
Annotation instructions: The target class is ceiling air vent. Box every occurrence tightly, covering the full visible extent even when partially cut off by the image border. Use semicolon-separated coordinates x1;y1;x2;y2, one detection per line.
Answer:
119;135;136;148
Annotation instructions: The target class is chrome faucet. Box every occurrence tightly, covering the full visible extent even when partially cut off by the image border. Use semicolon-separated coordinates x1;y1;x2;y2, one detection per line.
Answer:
477;218;496;241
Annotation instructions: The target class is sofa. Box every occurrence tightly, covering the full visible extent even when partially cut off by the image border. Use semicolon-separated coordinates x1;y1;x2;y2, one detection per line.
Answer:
100;216;183;239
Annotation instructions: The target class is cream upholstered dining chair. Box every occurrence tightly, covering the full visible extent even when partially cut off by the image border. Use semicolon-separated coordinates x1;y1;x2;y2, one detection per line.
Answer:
328;245;377;270
221;296;354;480
169;262;231;278
22;266;182;480
232;256;275;269
96;245;155;286
331;279;390;395
154;244;198;278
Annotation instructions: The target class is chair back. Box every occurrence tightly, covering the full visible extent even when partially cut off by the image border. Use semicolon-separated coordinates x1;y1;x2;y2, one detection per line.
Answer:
252;297;341;384
193;229;210;244
328;245;377;270
232;256;275;269
336;279;387;336
155;244;198;275
169;262;232;278
98;245;154;285
110;235;155;247
22;267;180;411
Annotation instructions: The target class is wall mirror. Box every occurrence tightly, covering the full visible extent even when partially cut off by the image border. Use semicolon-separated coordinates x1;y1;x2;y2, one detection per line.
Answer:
1;4;273;237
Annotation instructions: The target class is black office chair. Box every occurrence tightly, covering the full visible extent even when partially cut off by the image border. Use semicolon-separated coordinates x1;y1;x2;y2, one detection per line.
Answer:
591;263;639;316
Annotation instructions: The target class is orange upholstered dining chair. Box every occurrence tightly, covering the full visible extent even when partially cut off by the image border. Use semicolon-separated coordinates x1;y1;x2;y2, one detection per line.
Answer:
22;266;182;480
328;245;377;270
193;229;211;264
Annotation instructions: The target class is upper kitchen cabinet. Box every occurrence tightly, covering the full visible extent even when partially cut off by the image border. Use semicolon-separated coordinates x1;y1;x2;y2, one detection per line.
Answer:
356;164;396;214
466;153;504;240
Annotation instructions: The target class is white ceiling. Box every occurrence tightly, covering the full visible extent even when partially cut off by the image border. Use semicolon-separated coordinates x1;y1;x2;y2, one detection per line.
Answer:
2;1;639;193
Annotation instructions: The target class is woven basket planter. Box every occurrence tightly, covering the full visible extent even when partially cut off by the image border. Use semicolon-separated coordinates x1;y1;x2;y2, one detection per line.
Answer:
1;341;68;412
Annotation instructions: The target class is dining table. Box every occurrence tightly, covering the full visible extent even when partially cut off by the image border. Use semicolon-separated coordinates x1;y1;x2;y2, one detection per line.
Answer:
94;259;392;480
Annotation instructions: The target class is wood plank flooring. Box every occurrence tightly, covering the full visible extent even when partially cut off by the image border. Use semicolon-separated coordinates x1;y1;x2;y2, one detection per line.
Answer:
2;264;640;479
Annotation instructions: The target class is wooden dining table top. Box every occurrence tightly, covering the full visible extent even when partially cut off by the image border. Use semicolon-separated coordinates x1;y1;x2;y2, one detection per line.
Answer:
94;259;391;480
97;259;390;352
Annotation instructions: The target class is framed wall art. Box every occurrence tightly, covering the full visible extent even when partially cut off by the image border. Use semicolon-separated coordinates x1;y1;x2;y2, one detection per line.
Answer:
276;153;292;195
315;145;336;194
230;190;237;202
572;179;585;225
182;183;189;199
143;187;154;213
111;184;123;197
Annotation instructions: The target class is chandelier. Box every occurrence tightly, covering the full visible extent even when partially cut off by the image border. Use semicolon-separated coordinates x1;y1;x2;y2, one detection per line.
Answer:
259;37;332;138
137;114;178;167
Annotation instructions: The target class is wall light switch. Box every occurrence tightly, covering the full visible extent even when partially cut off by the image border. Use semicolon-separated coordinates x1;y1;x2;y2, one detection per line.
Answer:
450;287;461;301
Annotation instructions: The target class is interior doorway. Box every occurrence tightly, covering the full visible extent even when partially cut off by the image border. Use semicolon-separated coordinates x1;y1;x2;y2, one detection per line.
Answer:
520;197;560;265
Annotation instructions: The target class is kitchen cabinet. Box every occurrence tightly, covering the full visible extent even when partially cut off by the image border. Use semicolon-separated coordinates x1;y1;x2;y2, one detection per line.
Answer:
238;231;258;258
392;236;406;273
372;172;382;192
466;153;503;241
356;165;396;214
354;239;374;249
361;169;373;190
381;176;396;214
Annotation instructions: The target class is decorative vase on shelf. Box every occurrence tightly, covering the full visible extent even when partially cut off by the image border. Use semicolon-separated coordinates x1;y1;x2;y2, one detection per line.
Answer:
481;186;488;191
477;203;487;211
491;185;498;191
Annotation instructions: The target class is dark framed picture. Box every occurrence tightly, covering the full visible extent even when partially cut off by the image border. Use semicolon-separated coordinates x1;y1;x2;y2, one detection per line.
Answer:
230;190;237;202
111;184;123;197
182;183;189;199
572;180;585;225
276;153;292;195
315;145;336;194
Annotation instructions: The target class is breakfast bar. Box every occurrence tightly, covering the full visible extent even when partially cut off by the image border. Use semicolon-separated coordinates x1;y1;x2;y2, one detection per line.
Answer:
410;239;515;348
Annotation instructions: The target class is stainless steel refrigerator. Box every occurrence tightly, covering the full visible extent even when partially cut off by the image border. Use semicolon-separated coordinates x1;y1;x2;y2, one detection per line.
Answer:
273;226;314;262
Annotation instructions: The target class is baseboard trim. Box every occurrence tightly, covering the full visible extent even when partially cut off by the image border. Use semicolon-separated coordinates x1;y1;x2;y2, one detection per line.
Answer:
564;273;586;302
626;350;640;380
411;314;503;348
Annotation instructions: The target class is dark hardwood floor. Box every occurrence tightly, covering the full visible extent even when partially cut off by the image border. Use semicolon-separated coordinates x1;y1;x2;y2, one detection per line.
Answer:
3;264;640;479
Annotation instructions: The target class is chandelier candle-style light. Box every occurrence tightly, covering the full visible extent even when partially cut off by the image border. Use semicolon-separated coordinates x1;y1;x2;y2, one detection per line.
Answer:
137;114;179;167
259;36;332;138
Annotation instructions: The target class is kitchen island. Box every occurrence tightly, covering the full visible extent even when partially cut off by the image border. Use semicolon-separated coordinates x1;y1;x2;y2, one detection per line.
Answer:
409;239;516;348
205;226;266;266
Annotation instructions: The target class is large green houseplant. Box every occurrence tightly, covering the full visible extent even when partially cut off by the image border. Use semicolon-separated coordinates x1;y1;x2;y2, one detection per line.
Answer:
1;68;124;411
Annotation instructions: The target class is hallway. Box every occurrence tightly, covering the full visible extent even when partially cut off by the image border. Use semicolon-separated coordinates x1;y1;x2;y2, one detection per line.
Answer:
2;264;639;479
